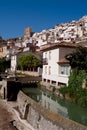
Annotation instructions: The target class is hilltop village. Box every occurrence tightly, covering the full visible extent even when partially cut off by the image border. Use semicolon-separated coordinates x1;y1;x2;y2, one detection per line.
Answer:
0;15;87;56
0;15;87;87
0;16;87;130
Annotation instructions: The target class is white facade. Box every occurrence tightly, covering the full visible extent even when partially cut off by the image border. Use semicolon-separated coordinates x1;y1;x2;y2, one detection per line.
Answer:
42;44;75;88
11;55;17;72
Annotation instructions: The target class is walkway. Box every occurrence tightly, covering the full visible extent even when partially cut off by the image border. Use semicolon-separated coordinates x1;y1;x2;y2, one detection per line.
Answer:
0;99;35;130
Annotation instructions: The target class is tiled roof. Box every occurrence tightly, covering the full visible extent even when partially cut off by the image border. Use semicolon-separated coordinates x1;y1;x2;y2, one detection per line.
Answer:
57;58;70;64
40;42;76;51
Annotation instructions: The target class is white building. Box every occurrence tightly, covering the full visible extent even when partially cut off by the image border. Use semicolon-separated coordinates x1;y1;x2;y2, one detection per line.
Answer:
11;54;17;72
41;43;76;88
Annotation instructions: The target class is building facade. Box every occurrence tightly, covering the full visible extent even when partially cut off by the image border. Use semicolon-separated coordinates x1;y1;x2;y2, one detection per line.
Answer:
0;45;8;58
41;43;76;88
11;54;17;72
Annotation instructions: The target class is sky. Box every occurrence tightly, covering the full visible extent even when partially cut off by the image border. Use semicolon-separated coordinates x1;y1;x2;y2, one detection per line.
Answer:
0;0;87;40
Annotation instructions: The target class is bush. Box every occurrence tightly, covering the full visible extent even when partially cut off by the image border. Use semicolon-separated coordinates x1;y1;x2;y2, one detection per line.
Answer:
52;86;56;92
77;96;87;107
59;69;87;107
59;86;68;96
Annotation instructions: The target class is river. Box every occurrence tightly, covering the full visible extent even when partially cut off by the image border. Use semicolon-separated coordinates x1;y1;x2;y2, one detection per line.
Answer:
22;87;87;126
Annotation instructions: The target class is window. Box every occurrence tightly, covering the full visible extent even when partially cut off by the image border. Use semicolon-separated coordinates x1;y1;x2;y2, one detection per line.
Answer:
45;66;47;74
49;51;51;60
45;52;47;58
60;65;70;75
48;66;51;75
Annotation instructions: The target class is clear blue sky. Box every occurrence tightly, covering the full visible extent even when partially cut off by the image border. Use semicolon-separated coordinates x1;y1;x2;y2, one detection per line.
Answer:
0;0;87;39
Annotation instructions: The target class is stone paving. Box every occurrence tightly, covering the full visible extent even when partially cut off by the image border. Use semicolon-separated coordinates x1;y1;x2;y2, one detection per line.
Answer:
0;99;35;130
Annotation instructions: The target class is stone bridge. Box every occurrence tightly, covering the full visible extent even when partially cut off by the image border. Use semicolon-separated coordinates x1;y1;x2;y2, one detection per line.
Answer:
1;79;38;101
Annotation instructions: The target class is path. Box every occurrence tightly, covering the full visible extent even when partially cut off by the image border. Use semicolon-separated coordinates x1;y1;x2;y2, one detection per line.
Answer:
0;99;35;130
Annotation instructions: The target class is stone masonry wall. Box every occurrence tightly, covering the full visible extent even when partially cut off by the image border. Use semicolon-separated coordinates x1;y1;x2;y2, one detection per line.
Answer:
17;91;87;130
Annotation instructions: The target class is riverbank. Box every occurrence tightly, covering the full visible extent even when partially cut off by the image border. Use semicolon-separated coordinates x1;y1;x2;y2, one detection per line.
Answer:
0;99;35;130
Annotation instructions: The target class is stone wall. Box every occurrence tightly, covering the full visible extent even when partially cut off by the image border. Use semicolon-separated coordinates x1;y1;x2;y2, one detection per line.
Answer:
1;80;21;101
1;79;7;99
17;91;87;130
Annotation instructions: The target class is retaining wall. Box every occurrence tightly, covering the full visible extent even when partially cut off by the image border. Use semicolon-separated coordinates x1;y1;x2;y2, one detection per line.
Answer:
17;68;42;76
17;91;87;130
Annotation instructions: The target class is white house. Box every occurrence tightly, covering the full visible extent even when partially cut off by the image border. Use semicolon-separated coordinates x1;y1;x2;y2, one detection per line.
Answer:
11;54;17;72
41;43;76;88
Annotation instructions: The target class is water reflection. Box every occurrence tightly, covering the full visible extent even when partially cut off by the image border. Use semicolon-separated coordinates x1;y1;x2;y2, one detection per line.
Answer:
22;87;87;126
41;92;68;118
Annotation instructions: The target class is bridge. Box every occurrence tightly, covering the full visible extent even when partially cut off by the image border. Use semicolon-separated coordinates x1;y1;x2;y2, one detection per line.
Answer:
0;75;41;101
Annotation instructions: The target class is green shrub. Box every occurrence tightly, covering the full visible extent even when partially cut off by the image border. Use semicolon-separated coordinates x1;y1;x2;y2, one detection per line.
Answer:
52;86;56;92
59;69;87;107
77;96;87;107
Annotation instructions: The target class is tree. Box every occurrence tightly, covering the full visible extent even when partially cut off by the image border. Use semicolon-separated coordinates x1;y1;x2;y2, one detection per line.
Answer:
0;58;10;72
18;54;42;71
65;46;87;71
59;46;87;107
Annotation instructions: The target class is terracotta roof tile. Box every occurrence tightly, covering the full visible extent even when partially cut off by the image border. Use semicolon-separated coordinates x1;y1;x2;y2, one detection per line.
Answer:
57;58;69;64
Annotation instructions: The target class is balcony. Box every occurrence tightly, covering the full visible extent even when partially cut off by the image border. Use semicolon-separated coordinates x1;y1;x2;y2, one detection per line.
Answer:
43;58;48;65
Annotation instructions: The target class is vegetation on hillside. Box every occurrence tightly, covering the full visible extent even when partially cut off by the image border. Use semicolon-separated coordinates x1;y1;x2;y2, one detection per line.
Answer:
60;46;87;107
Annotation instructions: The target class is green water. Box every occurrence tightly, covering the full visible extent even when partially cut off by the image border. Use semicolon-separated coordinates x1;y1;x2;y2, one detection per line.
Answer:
22;87;87;126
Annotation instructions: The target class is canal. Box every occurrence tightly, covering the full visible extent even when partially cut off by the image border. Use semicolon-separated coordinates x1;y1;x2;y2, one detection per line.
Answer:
22;87;87;126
